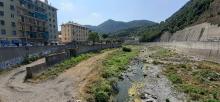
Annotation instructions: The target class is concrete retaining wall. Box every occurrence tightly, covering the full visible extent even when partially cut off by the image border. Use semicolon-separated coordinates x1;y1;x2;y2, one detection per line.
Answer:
46;52;67;66
26;63;47;79
0;46;67;69
25;44;121;79
160;23;220;42
149;42;220;63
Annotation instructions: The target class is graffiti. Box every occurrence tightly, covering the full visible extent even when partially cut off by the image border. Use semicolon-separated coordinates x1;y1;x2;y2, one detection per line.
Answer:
0;44;121;69
0;57;23;69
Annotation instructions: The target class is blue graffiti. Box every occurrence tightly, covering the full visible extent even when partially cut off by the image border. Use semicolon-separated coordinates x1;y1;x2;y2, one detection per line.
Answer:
0;57;23;69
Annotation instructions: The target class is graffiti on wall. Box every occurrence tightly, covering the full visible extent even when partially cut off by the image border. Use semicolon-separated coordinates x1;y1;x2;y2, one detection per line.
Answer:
0;57;23;69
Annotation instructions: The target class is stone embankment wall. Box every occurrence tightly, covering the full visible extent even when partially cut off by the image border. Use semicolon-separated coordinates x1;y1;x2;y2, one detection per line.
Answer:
160;23;220;42
25;44;121;78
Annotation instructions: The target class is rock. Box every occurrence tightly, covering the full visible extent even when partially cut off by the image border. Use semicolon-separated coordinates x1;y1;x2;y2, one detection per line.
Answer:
118;75;124;80
76;100;81;102
140;93;147;99
112;83;119;93
156;75;160;78
145;99;156;102
152;95;158;99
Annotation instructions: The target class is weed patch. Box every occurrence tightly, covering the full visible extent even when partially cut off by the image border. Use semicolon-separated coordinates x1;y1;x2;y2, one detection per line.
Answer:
150;47;176;59
163;61;220;101
22;56;40;65
90;46;140;101
34;53;95;80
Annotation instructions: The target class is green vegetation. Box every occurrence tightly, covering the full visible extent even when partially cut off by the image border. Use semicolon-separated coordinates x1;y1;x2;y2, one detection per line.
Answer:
102;34;109;39
0;69;3;75
91;79;112;102
88;19;157;34
122;47;132;52
166;98;170;102
163;61;220;101
90;46;139;102
164;0;214;33
148;46;220;101
164;62;220;102
35;53;95;80
149;47;176;59
22;55;40;64
88;32;100;44
114;0;215;42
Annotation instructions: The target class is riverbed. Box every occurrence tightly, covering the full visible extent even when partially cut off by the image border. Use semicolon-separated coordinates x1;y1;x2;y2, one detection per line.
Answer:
114;46;186;102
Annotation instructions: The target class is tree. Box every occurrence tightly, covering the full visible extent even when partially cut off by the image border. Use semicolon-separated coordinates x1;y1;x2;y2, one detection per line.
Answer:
102;34;109;39
88;32;100;45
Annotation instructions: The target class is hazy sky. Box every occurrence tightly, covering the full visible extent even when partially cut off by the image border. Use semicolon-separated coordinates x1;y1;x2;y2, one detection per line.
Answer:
46;0;189;27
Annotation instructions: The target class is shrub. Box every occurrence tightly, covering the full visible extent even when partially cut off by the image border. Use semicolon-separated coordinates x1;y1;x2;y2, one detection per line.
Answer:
207;99;220;102
122;47;132;52
95;91;109;102
22;56;40;64
168;73;182;84
166;98;170;102
92;80;111;102
153;60;161;65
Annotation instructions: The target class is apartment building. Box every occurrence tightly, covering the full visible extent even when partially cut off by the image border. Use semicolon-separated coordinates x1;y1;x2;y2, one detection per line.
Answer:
0;0;58;47
61;22;90;43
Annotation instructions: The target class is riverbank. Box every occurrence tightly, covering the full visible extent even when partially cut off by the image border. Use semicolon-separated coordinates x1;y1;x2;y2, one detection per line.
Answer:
83;46;140;102
0;50;116;102
145;46;220;102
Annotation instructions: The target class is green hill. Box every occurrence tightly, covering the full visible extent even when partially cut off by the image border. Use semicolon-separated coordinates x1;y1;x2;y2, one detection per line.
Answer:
85;19;157;34
114;0;218;42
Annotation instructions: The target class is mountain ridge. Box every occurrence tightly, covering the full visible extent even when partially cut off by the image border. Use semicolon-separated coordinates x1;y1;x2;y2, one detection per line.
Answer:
113;0;219;42
85;19;157;34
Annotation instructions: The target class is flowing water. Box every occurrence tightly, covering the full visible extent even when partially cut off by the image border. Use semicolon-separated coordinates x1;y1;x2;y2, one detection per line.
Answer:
113;47;186;102
114;58;144;102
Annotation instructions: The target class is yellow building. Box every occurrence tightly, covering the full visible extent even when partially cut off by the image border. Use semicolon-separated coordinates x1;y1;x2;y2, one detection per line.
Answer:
0;0;58;46
61;22;89;44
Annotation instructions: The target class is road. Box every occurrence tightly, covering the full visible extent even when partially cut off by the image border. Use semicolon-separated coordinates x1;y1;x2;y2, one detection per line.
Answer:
0;50;114;102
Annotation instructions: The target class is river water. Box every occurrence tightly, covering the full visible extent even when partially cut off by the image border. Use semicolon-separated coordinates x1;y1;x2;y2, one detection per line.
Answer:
113;47;186;102
114;58;144;102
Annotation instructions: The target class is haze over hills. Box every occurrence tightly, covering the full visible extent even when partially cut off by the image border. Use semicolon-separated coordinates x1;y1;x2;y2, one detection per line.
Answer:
85;19;157;34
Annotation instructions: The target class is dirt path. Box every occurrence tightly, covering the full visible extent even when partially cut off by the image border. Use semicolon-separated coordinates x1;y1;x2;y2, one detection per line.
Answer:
138;46;186;102
0;50;114;102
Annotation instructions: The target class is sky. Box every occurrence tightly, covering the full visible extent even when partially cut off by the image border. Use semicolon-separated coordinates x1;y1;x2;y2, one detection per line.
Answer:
44;0;189;28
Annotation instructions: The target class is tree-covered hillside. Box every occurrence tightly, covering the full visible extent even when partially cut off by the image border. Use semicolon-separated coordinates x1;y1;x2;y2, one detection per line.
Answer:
85;19;157;34
114;0;217;42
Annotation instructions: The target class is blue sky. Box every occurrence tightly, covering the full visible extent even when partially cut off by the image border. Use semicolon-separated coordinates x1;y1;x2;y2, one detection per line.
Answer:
46;0;189;27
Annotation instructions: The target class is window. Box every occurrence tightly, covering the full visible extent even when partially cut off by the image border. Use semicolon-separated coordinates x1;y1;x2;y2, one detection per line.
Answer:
12;31;16;35
0;2;3;7
11;14;14;18
21;16;24;22
11;22;16;27
1;29;6;35
10;5;15;11
0;20;4;25
0;11;4;16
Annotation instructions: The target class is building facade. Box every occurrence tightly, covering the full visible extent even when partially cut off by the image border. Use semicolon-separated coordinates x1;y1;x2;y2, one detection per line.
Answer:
0;0;58;47
61;22;89;43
